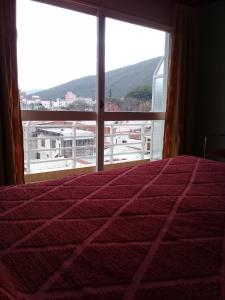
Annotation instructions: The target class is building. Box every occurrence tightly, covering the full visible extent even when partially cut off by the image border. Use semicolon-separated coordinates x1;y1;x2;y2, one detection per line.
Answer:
24;122;95;159
64;91;76;106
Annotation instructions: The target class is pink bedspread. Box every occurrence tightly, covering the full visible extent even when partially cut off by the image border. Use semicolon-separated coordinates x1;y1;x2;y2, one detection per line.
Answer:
0;156;225;299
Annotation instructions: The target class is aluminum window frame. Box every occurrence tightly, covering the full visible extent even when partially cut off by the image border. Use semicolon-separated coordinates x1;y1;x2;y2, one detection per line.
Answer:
21;1;170;172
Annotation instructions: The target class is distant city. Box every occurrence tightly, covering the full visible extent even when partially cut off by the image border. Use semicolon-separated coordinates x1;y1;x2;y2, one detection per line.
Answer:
20;90;95;111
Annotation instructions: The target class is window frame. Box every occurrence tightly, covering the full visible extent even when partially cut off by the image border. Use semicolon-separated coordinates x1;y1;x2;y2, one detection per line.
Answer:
21;0;170;173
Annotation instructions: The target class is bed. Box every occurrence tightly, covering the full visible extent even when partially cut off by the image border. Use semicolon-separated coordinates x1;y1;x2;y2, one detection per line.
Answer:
0;155;225;300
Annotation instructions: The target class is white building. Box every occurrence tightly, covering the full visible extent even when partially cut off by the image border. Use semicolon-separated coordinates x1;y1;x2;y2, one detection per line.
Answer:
32;127;95;161
64;91;76;106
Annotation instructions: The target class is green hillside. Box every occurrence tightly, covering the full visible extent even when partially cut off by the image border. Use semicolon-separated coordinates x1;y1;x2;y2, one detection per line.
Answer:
30;57;162;100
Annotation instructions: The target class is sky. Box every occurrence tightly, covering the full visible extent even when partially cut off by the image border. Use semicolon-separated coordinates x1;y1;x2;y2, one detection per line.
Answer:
16;0;166;91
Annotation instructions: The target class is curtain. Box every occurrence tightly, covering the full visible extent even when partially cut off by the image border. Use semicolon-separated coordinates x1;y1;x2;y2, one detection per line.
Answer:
0;0;24;185
163;4;196;158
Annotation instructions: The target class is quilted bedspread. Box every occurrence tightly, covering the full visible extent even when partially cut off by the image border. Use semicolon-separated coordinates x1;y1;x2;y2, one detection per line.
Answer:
0;156;225;300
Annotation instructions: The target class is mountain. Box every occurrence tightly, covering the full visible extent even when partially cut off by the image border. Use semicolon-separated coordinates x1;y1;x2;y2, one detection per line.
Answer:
26;89;43;95
32;57;162;101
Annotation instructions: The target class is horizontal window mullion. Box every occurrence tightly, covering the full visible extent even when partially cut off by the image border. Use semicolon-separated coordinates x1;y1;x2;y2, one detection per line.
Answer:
22;111;165;122
103;112;165;121
21;110;97;121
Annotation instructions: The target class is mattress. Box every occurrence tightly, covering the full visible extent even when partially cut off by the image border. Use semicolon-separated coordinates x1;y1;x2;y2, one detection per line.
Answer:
0;156;225;300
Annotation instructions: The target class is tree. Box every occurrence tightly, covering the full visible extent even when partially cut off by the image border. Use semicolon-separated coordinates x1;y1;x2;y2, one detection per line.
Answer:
123;85;152;112
125;85;152;101
105;97;122;112
67;100;92;111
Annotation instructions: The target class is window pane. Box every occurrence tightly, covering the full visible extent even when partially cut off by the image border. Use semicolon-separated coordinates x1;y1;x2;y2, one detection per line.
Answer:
17;0;97;111
23;121;96;174
105;18;167;112
104;121;151;164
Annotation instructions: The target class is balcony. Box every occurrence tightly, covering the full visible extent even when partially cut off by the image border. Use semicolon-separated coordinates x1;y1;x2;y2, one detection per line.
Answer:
23;120;163;181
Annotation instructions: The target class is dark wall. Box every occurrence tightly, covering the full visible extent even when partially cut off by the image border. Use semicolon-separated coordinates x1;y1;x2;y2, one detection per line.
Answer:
193;1;225;156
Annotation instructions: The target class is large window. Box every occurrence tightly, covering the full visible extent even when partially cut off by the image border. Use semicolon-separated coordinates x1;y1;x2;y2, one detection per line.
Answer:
17;0;169;176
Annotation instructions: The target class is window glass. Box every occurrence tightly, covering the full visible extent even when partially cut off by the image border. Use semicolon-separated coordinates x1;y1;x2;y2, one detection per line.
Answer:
23;121;96;174
17;0;97;112
104;121;151;164
105;18;166;112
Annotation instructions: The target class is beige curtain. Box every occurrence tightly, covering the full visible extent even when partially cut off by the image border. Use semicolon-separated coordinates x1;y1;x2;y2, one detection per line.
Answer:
0;0;24;185
163;4;196;158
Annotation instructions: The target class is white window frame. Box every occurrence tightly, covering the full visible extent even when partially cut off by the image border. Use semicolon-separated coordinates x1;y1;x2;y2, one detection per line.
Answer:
22;0;170;172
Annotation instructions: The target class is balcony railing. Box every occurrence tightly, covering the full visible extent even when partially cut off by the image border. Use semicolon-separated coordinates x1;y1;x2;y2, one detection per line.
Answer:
23;121;153;174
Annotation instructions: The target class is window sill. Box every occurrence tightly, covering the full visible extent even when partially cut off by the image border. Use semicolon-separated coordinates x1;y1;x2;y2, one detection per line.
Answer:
24;159;150;183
